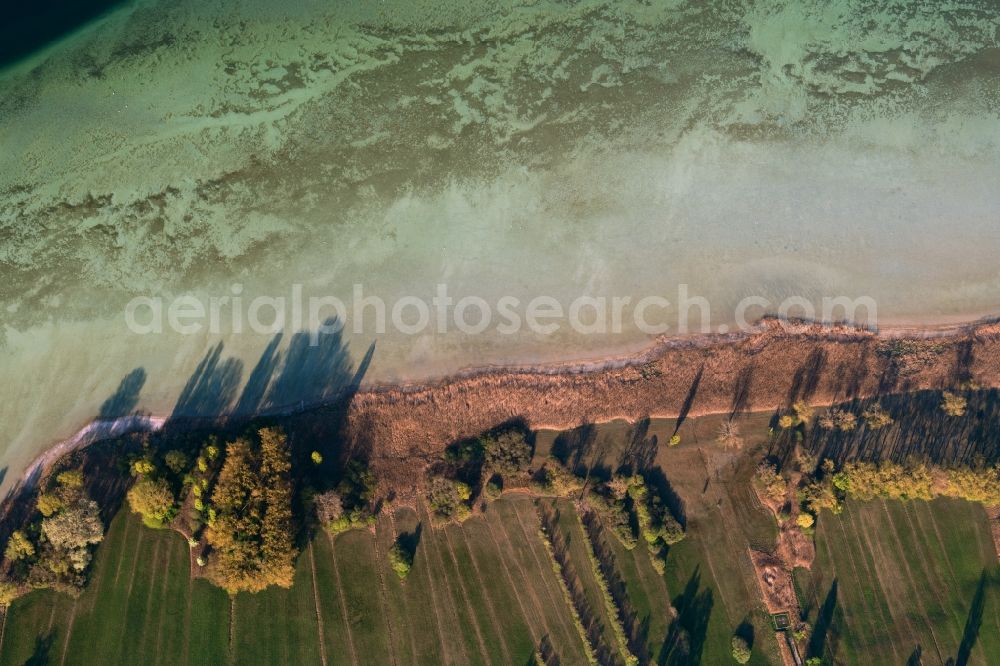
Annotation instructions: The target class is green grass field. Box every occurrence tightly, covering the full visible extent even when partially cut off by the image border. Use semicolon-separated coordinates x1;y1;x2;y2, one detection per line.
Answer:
0;497;604;666
805;497;1000;666
4;411;1000;666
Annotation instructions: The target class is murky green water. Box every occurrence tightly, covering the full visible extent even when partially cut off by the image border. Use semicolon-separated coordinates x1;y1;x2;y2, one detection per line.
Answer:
1;0;999;488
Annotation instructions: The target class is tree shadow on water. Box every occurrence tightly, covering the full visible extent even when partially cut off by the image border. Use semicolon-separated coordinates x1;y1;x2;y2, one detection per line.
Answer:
98;368;147;419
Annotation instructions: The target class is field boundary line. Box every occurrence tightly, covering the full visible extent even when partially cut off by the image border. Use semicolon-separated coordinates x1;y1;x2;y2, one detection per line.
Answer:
455;523;516;665
366;526;400;666
308;543;330;666
326;532;361;666
417;502;471;665
439;524;496;666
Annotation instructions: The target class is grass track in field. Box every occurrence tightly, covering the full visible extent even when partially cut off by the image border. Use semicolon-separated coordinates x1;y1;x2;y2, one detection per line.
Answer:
811;498;1000;666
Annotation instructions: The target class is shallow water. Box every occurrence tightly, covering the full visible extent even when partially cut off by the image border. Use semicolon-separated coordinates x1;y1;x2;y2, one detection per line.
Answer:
1;0;999;488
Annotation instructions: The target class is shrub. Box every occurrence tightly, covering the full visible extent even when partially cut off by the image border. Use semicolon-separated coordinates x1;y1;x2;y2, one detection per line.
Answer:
941;391;967;417
311;451;324;465
388;539;414;580
56;470;84;488
164;450;189;475
862;404;893;429
131;459;155;476
731;636;751;664
669;434;681;447
778;415;795;429
428;476;471;520
796;512;815;530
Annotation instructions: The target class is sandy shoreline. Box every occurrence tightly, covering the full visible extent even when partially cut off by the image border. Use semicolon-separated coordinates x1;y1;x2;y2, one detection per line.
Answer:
10;315;1000;496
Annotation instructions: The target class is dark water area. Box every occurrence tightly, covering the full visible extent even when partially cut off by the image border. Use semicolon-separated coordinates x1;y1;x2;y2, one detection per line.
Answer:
0;0;127;70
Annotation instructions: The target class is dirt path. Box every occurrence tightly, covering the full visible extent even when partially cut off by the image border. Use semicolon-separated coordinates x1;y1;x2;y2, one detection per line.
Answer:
325;533;361;666
307;543;330;666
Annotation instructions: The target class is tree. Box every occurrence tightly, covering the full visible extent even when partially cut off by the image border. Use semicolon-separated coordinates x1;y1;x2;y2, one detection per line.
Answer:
42;500;103;550
483;430;532;478
796;512;815;530
311;451;323;465
127;477;176;527
4;530;35;561
131;459;155;476
314;490;344;526
164;450;189;474
428;476;471;520
731;635;751;664
718;420;743;449
941;391;967;417
205;428;297;593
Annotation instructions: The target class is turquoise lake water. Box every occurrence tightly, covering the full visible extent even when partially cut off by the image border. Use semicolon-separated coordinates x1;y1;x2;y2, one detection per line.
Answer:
0;0;998;488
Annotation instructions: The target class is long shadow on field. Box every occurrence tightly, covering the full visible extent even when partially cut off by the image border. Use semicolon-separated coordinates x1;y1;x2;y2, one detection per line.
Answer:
955;570;988;666
659;568;713;665
24;631;54;666
673;365;704;436
619;417;659;474
907;646;922;666
807;579;838;661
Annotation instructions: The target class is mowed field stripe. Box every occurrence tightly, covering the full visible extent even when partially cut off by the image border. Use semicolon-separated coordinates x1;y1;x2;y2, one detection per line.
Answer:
367;518;400;666
842;505;908;663
507;498;592;660
824;514;891;662
862;501;947;663
325;533;360;666
885;501;963;651
439;524;498;665
379;510;420;665
417;503;476;665
308;543;330;666
455;521;521;664
411;507;461;665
